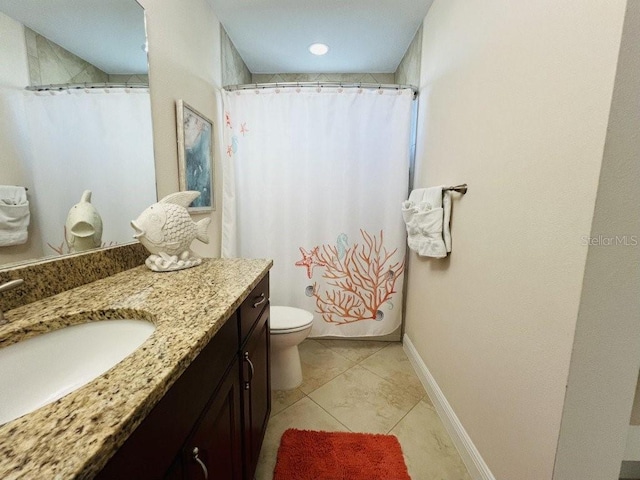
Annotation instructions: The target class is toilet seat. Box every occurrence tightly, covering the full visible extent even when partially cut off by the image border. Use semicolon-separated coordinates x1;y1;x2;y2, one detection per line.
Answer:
270;306;314;334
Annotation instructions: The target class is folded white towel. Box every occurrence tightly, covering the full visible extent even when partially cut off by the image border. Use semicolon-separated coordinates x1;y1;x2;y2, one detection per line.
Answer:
0;186;30;246
402;186;452;258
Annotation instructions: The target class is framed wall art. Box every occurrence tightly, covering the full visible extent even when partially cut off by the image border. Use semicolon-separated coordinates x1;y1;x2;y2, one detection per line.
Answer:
176;100;214;212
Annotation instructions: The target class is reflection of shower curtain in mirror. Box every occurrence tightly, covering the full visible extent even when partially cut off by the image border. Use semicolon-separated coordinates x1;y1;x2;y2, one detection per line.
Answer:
21;89;156;253
222;87;413;338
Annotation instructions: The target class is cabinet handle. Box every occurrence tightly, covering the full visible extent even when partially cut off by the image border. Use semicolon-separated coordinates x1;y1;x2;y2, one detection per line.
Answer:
192;447;209;479
244;351;254;390
252;293;266;308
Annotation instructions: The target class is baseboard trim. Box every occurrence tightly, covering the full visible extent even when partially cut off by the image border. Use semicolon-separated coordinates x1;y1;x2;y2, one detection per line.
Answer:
403;334;496;480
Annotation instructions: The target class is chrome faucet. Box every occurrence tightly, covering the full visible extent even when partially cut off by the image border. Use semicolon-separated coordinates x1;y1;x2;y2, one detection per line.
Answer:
0;279;24;324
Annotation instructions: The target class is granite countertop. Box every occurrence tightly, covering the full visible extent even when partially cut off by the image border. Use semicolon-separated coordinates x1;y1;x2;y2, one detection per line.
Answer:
0;258;272;480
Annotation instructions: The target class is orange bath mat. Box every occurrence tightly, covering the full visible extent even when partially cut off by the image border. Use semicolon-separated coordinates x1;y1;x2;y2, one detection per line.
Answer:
273;428;411;480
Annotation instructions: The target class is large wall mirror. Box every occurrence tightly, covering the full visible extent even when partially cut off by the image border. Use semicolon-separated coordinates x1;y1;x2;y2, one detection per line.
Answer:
0;0;157;267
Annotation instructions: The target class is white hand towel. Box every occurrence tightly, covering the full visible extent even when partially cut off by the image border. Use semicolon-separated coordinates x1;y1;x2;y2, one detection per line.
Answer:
0;186;30;246
402;186;452;258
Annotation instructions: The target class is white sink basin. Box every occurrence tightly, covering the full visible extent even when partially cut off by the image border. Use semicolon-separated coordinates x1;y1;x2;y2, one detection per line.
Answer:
0;319;155;425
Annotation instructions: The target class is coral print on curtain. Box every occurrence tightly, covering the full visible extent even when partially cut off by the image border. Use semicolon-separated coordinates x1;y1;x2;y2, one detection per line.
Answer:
222;86;413;337
296;230;405;325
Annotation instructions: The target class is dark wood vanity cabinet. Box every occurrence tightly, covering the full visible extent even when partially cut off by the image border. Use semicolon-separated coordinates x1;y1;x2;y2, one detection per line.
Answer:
97;274;270;480
241;305;271;479
181;275;270;480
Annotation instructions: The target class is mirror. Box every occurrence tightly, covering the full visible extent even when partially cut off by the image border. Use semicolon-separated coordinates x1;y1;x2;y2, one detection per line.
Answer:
0;0;156;267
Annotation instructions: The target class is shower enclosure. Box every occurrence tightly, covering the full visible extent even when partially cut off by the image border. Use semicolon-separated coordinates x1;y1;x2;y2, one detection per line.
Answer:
222;84;415;338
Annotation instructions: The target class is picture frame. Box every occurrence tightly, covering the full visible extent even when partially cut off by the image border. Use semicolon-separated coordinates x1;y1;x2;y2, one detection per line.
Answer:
176;100;214;212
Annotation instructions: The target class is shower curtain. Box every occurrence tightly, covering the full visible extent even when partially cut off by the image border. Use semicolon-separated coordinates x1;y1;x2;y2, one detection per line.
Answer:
21;88;156;252
222;87;413;337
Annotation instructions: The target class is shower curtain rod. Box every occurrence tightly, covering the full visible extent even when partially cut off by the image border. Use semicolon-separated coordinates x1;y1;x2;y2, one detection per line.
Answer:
25;82;149;92
224;81;418;98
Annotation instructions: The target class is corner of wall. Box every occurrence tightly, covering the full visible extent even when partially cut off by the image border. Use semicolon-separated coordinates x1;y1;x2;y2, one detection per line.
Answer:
220;27;252;86
394;23;423;87
138;0;223;257
552;1;640;477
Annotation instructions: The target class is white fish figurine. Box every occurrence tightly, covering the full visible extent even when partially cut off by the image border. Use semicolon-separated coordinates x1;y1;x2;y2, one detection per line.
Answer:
65;190;103;253
131;191;211;272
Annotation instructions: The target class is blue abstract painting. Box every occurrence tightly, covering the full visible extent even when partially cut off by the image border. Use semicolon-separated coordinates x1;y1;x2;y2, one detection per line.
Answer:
177;101;214;211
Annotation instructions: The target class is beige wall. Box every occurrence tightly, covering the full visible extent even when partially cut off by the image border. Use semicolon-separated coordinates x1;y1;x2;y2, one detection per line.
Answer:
0;12;28;89
404;1;626;479
0;12;44;264
138;0;223;258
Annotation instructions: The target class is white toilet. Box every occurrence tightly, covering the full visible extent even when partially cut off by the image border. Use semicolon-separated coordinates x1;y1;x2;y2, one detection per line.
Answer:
269;306;314;390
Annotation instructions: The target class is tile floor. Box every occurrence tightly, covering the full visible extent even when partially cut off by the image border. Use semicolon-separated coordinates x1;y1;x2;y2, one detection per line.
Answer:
255;339;471;480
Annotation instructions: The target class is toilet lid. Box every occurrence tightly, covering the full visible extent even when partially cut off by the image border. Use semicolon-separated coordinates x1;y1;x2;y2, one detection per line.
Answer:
270;306;314;331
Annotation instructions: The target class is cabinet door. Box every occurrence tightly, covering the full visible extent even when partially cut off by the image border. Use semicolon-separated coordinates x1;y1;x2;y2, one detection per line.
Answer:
182;358;243;480
98;316;239;480
241;306;271;480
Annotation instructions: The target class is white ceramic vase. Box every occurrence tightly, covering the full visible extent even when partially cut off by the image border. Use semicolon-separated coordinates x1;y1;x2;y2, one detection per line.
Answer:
65;190;103;253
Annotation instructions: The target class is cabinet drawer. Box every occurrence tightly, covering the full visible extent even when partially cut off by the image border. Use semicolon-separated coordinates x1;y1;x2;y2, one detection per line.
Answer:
239;274;269;345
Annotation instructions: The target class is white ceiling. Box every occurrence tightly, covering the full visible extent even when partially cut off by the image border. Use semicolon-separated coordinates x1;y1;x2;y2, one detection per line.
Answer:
0;0;432;77
0;0;147;75
208;0;434;74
